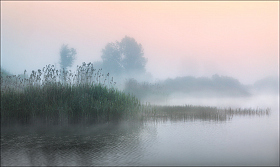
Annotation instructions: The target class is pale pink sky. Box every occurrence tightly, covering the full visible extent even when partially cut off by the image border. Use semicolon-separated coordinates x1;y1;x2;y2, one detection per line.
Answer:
1;1;279;84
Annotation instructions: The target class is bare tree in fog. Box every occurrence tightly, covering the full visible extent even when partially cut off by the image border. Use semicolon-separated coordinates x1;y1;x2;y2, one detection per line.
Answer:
59;44;77;70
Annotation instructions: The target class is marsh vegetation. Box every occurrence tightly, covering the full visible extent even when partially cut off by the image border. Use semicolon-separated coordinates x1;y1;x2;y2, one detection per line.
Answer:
1;63;271;127
1;63;144;126
0;63;276;166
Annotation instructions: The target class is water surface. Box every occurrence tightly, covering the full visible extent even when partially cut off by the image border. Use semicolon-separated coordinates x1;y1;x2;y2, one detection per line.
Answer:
1;95;279;166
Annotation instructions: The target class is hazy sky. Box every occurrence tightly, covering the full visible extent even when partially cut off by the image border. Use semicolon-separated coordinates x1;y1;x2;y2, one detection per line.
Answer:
1;1;279;84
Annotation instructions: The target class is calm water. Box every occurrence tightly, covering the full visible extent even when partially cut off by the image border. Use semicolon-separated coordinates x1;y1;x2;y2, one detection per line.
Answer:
1;95;279;166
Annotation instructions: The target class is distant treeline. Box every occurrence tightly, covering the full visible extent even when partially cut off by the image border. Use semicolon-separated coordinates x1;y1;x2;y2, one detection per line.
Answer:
251;76;279;94
124;74;279;100
124;74;251;100
162;74;250;97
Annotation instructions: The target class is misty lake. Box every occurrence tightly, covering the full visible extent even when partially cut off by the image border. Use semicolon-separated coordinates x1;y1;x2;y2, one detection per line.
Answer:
1;95;279;166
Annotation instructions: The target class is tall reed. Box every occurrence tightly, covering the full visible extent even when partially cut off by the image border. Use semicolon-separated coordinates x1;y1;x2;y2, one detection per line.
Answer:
1;63;142;126
141;104;271;122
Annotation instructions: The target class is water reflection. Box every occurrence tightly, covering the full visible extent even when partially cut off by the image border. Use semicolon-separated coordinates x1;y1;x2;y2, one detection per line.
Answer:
1;122;148;166
1;107;274;166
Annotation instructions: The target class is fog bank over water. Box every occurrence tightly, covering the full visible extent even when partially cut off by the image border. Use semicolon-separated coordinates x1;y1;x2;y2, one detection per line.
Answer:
122;74;279;108
154;94;278;109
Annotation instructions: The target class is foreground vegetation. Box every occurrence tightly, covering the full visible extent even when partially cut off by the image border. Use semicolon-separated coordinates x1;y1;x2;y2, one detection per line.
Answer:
1;63;145;126
1;63;271;126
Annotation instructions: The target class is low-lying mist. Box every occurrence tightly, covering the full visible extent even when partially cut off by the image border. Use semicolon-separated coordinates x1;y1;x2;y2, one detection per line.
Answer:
1;62;277;128
1;35;278;122
120;74;278;108
1;62;278;109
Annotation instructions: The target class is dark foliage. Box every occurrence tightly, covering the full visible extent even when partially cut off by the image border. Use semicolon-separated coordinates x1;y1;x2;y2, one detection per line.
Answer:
59;44;77;70
101;36;147;77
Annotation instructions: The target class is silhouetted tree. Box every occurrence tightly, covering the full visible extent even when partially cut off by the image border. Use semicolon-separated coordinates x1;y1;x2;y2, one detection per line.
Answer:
101;36;147;76
59;44;77;70
101;42;124;75
119;36;147;75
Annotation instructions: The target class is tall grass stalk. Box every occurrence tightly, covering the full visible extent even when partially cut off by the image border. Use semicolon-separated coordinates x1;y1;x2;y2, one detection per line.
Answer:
1;63;142;126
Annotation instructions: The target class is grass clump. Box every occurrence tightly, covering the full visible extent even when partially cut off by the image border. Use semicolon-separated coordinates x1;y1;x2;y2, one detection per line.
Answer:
1;63;142;126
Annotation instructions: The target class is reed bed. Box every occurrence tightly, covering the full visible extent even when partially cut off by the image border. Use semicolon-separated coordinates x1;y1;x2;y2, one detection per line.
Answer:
142;104;271;122
1;63;143;126
217;107;271;116
1;63;271;126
